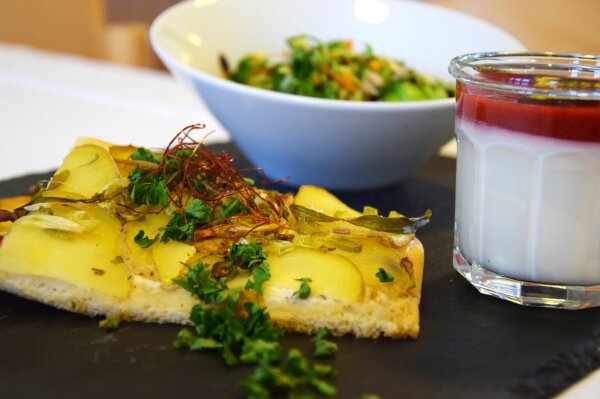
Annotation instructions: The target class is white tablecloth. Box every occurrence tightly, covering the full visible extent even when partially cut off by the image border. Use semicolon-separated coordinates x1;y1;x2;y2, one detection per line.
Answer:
0;43;229;180
0;43;596;398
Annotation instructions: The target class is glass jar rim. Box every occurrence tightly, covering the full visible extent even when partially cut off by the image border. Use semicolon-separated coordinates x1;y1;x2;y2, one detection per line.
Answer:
448;51;600;100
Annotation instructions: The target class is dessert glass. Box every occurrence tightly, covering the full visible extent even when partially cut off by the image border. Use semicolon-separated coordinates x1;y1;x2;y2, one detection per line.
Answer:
448;52;600;309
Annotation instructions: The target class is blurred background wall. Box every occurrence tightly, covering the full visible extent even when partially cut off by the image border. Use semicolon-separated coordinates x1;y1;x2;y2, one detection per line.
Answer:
427;0;600;54
0;0;598;69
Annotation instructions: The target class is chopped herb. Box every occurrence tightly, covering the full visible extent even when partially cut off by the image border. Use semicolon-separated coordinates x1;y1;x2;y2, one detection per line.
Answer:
130;147;161;163
98;315;121;331
172;262;282;366
244;263;271;296
128;148;170;206
293;278;312;299
228;242;268;270
224;242;271;295
133;229;159;248
129;168;169;206
376;268;395;283
239;337;281;364
241;348;337;398
110;256;124;264
218;198;246;219
161;199;211;243
190;337;224;350
173;262;235;305
161;212;196;242
313;328;338;358
173;242;338;398
91;267;105;276
184;198;212;222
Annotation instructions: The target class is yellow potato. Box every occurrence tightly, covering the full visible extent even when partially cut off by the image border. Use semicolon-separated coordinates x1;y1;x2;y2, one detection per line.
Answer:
121;212;170;279
0;195;31;234
294;185;360;218
152;240;195;285
44;144;119;199
265;247;364;303
0;204;131;298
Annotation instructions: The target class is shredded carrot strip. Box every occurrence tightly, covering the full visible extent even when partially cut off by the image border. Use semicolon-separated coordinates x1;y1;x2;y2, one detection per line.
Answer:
368;59;380;72
328;70;357;91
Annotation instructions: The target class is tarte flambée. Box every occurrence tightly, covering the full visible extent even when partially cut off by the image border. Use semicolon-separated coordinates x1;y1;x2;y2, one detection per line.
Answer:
0;127;427;338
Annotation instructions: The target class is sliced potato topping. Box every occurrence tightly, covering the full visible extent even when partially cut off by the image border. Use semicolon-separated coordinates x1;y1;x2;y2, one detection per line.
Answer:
265;247;364;303
44;144;120;199
0;141;424;320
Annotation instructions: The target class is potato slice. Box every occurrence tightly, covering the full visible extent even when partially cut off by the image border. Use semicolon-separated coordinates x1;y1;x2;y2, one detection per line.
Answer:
120;212;170;280
73;137;115;151
44;144;120;199
152;240;195;285
109;144;140;176
294;185;416;247
294;185;361;218
0;204;131;298
265;247;364;303
340;237;415;295
0;195;31;234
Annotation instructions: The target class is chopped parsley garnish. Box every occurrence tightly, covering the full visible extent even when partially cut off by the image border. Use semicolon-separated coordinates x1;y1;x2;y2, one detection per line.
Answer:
173;242;338;398
110;256;124;264
128;168;169;206
376;268;395;283
229;242;268;269
161;199;211;243
173;261;281;366
312;328;338;358
133;229;159;248
241;348;336;398
172;261;235;305
98;314;122;331
244;263;271;296
129;147;161;163
292;278;312;299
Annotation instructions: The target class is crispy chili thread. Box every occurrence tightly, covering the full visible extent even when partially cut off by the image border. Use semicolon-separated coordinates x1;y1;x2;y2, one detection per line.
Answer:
132;124;286;240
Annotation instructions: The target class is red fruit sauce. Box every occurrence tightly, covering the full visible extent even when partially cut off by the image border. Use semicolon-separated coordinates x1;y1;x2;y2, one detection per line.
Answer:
456;81;600;143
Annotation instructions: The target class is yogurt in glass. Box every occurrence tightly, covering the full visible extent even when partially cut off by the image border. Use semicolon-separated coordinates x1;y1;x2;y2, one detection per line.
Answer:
449;53;600;309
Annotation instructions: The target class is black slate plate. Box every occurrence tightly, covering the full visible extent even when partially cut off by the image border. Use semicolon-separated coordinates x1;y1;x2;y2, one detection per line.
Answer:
1;143;599;399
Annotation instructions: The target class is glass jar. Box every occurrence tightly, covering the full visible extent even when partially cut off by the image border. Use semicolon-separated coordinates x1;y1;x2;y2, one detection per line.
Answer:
448;52;600;309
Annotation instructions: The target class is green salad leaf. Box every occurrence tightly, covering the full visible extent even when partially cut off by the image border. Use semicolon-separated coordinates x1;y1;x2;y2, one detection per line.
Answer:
225;35;455;102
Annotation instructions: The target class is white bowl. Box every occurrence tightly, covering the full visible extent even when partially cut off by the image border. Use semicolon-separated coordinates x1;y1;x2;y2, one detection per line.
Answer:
150;0;524;190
